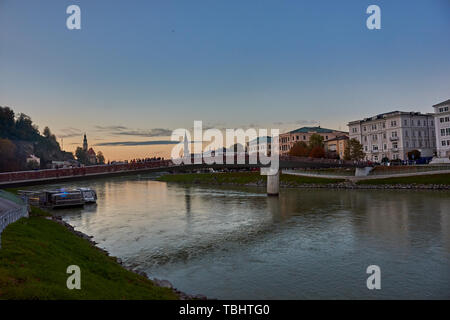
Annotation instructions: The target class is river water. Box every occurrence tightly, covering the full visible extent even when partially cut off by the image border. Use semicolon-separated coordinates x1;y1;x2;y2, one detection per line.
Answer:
30;175;450;299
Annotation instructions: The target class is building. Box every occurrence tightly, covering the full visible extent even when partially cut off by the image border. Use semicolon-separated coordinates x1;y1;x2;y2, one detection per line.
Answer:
246;136;272;156
348;111;436;162
26;154;40;166
324;136;349;159
87;148;97;164
432;99;450;159
279;126;348;156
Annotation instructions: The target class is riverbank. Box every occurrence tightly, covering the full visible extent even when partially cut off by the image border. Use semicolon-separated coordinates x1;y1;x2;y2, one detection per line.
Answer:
157;172;450;190
0;200;188;299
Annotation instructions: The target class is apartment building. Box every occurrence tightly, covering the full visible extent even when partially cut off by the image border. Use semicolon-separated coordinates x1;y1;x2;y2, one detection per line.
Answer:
324;136;349;159
348;111;436;161
433;99;450;158
279;126;348;156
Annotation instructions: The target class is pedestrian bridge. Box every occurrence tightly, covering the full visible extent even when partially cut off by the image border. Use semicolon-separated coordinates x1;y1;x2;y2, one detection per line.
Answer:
0;155;371;188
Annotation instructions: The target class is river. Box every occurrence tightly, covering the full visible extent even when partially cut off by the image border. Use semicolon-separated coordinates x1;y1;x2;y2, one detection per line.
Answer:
28;175;450;299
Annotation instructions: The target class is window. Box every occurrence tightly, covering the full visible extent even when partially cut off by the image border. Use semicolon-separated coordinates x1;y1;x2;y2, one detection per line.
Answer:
383;144;387;150
391;120;397;127
372;145;378;151
405;130;408;137
364;146;368;151
439;108;444;112
411;120;414;126
440;118;445;123
392;142;398;149
382;123;386;128
372;134;377;140
352;128;357;133
372;124;377;130
383;133;386;139
364;136;367;142
441;129;446;136
363;126;367;132
392;131;398;137
447;128;450;135
404;120;408;125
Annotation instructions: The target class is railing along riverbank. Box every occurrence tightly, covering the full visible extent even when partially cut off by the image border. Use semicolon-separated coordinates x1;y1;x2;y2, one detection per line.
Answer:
0;190;29;248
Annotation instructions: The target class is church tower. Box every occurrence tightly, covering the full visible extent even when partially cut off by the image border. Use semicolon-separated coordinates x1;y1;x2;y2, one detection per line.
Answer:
83;134;88;151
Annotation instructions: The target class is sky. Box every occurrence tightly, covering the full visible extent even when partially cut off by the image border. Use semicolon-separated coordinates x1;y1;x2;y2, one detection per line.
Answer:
1;0;449;161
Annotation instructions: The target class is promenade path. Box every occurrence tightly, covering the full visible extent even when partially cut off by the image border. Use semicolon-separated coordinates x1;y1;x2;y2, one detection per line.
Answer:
282;169;450;182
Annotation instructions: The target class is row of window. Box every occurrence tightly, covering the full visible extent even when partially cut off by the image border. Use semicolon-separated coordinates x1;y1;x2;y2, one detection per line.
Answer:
438;106;449;113
440;128;450;136
364;139;433;152
442;140;450;147
354;119;434;133
281;134;330;143
439;116;450;123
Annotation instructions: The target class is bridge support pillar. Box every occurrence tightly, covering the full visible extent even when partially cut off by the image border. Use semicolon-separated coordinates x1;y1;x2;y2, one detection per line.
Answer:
267;170;279;196
355;167;373;177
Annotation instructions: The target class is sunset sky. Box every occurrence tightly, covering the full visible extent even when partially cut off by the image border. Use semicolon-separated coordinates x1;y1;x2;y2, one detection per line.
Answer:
1;0;449;161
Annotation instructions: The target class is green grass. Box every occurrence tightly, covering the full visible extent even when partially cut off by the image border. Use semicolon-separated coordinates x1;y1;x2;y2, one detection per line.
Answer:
0;215;178;300
357;173;450;185
158;172;344;185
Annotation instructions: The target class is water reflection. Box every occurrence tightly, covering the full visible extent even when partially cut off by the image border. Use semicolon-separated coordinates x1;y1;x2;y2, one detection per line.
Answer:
26;176;450;299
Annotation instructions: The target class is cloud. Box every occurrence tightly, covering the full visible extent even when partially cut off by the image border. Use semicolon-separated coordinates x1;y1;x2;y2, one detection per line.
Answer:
94;125;173;137
94;125;128;131
58;127;83;138
272;120;319;126
117;128;173;137
94;140;179;147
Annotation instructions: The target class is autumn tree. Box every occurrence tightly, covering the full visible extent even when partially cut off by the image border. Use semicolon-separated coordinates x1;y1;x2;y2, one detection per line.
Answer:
309;145;325;158
289;141;310;157
0;138;18;172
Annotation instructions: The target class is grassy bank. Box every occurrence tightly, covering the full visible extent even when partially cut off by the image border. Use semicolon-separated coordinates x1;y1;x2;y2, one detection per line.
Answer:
0;206;178;299
357;173;450;185
157;172;345;185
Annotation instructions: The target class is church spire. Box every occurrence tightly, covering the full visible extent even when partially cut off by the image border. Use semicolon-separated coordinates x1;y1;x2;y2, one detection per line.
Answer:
83;133;88;151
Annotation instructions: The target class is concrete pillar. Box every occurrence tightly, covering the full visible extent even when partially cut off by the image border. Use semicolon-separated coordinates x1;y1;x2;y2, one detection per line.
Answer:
267;170;280;196
355;166;374;177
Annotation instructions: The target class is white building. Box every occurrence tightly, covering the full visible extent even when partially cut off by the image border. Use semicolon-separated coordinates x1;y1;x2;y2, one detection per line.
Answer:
246;136;272;156
433;99;450;159
348;111;436;162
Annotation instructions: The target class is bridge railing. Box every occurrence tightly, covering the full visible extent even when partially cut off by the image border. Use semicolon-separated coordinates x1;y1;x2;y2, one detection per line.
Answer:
0;160;174;183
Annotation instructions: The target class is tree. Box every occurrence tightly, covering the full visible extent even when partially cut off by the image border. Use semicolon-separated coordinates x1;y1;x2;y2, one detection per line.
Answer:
309;133;324;149
309;145;325;158
289;141;310;157
0;138;18;172
407;149;421;161
75;147;88;165
96;151;105;164
14;113;39;140
344;138;365;161
0;106;16;139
